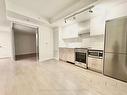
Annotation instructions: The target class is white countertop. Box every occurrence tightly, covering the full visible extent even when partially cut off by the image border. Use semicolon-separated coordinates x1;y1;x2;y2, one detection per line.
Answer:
59;47;104;50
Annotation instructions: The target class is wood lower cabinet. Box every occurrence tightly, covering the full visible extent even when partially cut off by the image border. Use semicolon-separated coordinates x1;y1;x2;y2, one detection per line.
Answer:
88;57;103;73
59;48;75;63
59;48;66;61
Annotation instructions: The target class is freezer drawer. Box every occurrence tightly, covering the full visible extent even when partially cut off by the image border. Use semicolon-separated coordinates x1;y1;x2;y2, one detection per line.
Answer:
88;57;103;73
104;53;127;82
105;17;127;54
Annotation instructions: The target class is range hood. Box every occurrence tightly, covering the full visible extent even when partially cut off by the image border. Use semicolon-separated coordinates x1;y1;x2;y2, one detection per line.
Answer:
78;20;90;35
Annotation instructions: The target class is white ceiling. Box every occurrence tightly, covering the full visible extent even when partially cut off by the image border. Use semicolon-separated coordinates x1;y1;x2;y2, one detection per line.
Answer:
5;0;127;26
52;0;127;27
5;0;97;21
52;10;91;27
6;0;79;19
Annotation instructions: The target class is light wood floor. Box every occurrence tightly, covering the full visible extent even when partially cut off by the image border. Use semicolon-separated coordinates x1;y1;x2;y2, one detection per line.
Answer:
0;58;127;95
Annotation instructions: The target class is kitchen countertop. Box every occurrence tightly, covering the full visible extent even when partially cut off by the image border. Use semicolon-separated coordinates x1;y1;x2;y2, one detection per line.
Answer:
59;47;75;48
59;47;88;50
59;47;104;51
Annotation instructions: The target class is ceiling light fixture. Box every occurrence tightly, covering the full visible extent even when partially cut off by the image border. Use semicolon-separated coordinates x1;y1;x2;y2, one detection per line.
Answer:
73;16;76;20
89;9;93;13
64;5;94;23
64;19;67;23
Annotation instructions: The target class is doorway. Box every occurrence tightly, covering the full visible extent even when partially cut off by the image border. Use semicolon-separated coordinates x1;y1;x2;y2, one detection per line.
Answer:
12;23;39;61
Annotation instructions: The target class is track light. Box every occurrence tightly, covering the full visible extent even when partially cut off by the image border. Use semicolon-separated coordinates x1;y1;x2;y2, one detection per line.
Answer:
73;16;76;20
89;9;93;13
64;19;67;23
64;6;94;23
64;16;76;23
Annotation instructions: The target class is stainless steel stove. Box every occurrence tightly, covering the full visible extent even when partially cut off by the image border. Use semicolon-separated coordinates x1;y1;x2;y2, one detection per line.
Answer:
75;48;88;68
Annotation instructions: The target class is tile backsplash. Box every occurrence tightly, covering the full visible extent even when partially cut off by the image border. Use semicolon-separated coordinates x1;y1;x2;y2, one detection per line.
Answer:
63;35;104;50
88;35;104;50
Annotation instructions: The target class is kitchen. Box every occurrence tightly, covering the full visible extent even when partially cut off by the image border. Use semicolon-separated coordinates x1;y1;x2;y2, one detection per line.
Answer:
55;0;127;83
57;1;105;73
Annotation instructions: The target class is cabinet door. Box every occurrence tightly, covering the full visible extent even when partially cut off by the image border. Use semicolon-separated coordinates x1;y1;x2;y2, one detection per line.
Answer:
90;16;105;36
62;24;79;39
59;48;75;62
67;49;75;63
59;48;66;61
88;57;103;73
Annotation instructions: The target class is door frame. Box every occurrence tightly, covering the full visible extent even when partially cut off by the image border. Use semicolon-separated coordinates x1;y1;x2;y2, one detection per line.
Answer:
11;22;39;62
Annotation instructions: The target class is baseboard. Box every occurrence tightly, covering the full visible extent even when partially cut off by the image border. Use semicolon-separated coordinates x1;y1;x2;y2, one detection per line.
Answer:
16;53;36;57
52;57;59;60
0;57;12;60
39;58;55;62
16;53;36;56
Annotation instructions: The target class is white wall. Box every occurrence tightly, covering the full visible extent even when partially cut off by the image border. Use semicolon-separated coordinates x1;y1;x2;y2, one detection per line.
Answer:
6;9;54;61
1;0;54;61
0;0;6;22
0;0;54;61
6;22;54;61
39;25;54;61
0;14;54;61
14;32;36;55
106;1;127;20
53;28;59;59
0;0;13;58
0;31;12;58
59;27;67;47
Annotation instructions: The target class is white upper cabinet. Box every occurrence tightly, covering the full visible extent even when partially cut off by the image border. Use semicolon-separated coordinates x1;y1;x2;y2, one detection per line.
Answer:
62;20;91;39
62;23;79;39
90;5;106;36
90;15;106;36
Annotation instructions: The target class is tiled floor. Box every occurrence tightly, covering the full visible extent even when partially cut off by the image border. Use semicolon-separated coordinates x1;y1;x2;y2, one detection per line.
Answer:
0;58;127;95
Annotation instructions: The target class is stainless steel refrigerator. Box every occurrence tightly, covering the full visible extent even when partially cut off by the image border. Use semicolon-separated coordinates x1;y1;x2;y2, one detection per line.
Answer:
104;16;127;82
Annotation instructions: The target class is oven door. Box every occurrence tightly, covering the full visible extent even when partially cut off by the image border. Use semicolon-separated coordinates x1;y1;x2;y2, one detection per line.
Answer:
75;52;87;68
75;52;86;63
